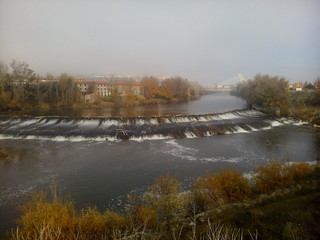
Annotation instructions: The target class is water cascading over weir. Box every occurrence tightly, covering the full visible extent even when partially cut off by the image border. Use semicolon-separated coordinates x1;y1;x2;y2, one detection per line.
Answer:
0;109;283;141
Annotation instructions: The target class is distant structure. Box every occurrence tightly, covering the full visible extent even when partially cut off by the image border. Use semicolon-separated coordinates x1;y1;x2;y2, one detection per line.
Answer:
237;73;247;83
77;80;144;99
289;82;304;91
203;73;247;93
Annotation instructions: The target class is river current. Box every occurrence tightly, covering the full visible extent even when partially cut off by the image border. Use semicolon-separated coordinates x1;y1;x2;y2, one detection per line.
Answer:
0;94;318;236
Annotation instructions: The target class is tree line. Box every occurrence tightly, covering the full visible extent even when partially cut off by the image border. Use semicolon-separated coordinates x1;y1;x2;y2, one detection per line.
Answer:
0;60;203;112
141;76;203;104
232;74;320;117
0;60;81;112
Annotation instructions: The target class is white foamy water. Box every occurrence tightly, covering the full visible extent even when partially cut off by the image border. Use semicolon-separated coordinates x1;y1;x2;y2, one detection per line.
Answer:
201;156;243;163
164;139;198;161
0;134;118;142
130;134;172;142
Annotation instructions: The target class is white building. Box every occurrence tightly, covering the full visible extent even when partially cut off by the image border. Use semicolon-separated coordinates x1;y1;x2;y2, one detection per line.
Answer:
77;81;144;97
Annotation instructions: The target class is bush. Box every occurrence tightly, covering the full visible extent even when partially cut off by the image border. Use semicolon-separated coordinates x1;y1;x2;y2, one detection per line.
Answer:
253;161;314;193
289;162;314;181
18;192;75;239
144;173;190;228
253;161;293;193
136;205;157;229
193;169;251;208
76;207;108;238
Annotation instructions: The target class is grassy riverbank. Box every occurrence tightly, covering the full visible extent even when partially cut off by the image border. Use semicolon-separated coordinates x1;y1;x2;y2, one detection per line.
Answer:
5;161;319;240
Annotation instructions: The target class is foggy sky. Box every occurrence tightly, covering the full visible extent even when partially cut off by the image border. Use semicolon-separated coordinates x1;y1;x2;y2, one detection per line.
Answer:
0;0;319;84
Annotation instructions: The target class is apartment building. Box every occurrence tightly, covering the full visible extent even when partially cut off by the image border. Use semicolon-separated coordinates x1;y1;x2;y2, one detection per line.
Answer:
77;81;144;97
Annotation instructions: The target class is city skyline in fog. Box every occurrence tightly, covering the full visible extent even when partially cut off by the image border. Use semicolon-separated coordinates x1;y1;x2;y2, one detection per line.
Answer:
0;0;319;84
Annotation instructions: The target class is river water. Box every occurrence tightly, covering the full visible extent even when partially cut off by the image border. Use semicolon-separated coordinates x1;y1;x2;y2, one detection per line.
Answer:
0;94;319;236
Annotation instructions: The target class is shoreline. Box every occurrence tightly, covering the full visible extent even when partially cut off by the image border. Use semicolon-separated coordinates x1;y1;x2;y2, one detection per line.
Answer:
0;96;204;117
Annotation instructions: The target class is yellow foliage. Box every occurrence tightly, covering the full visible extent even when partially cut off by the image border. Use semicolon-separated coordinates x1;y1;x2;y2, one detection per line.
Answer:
104;210;130;229
144;173;189;227
12;162;316;239
289;162;314;180
76;207;107;236
18;192;75;238
137;205;157;228
254;161;314;193
194;169;251;206
254;161;293;193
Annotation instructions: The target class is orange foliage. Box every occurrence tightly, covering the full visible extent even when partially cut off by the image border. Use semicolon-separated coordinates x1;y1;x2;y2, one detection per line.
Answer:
17;192;129;240
288;162;314;180
254;161;293;193
253;161;313;193
141;77;160;99
194;169;251;206
18;192;75;238
76;207;108;237
137;205;157;228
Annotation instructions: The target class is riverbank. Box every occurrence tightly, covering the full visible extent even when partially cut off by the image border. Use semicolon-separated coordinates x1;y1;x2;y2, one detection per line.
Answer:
231;75;320;126
7;162;320;240
73;97;172;109
0;96;201;117
252;104;320;126
0;93;244;118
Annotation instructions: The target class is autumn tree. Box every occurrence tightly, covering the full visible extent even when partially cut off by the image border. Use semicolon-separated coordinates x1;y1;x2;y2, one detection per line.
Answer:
193;169;251;208
10;59;36;103
253;161;314;193
125;191;157;229
141;76;159;99
144;173;189;229
86;82;96;94
253;161;292;193
160;77;190;102
57;74;80;105
10;59;35;85
0;62;12;110
233;74;289;114
0;61;9;86
188;81;203;100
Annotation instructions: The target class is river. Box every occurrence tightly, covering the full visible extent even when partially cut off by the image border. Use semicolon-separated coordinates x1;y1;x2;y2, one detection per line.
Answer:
0;94;318;237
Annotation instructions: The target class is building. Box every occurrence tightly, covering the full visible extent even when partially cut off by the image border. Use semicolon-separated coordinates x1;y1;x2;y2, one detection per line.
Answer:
289;82;304;91
84;94;98;103
77;81;144;97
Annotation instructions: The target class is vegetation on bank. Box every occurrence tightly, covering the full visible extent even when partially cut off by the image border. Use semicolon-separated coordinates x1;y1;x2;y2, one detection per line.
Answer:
232;74;320;124
0;60;81;112
0;148;10;160
0;60;202;112
75;76;203;108
8;161;319;240
141;76;203;104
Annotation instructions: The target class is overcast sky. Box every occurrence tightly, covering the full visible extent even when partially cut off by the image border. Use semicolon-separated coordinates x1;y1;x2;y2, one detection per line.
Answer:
0;0;319;84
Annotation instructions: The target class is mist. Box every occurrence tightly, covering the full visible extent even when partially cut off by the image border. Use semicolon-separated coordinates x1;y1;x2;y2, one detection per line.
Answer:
0;0;319;84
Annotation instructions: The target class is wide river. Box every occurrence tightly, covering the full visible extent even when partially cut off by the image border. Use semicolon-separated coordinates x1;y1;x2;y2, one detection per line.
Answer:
0;94;319;236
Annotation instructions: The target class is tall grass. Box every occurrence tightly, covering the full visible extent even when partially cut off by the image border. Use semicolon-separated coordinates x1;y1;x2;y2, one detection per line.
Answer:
10;161;318;240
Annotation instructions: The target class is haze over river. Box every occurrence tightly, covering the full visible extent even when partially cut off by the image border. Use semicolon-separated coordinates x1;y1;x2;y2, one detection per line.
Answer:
0;94;318;236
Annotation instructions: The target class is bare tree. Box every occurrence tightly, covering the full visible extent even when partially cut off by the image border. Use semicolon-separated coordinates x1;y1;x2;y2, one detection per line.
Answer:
10;59;35;100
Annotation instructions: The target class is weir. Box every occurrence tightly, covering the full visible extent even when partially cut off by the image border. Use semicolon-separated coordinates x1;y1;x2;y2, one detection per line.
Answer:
0;109;291;141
